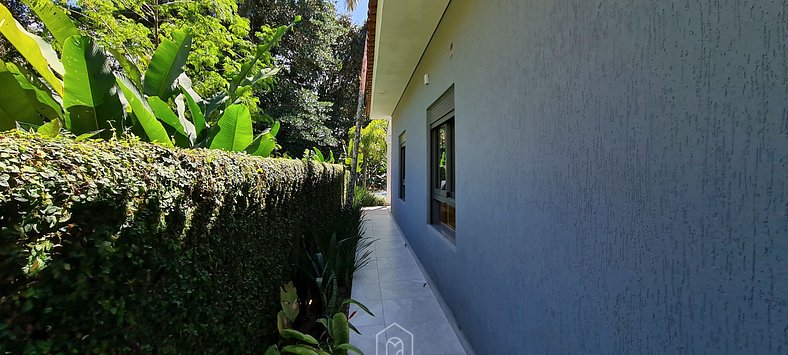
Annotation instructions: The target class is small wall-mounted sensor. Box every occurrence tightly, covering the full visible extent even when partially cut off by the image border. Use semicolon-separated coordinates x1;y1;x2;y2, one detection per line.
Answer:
424;74;430;85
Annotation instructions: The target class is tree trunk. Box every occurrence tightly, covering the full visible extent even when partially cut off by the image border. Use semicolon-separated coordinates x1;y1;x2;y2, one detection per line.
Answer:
346;67;365;208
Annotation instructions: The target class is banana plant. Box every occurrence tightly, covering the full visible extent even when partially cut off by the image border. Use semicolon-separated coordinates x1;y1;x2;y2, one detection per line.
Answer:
0;0;163;140
0;0;289;157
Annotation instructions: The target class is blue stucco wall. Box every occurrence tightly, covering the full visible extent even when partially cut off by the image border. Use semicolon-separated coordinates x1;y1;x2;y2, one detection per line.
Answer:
389;0;788;353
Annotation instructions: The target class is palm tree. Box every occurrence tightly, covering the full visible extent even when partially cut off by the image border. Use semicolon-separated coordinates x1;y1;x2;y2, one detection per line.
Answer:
345;0;360;11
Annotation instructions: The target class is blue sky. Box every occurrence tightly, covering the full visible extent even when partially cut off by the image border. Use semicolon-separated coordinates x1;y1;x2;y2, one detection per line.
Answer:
335;0;369;25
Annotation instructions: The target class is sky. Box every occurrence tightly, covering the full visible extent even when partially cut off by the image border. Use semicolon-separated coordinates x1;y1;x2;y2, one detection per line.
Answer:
334;0;369;25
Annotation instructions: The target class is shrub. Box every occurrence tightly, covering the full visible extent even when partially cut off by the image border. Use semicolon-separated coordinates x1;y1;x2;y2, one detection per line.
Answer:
0;131;345;353
353;186;384;208
297;204;374;318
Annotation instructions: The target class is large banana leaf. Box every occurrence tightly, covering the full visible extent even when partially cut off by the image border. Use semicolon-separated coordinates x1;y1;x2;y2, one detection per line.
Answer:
107;47;142;87
0;62;45;130
0;2;64;95
4;62;61;119
229;24;289;101
62;36;124;137
143;28;192;100
245;121;279;157
148;96;195;145
116;75;173;147
22;0;79;46
181;85;205;136
209;104;253;152
231;67;280;103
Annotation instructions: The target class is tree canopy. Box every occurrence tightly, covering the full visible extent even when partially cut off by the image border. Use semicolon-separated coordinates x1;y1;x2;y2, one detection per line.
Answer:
1;0;366;158
241;0;365;156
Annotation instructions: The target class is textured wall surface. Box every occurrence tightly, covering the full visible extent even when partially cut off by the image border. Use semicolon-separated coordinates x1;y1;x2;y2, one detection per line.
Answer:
389;0;788;354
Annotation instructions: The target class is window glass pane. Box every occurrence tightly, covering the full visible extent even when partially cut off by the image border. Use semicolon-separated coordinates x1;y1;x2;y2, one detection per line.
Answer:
399;145;406;199
436;124;447;190
438;201;456;230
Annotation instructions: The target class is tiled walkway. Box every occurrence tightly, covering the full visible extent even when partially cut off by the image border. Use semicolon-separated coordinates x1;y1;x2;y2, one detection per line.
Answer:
349;207;469;355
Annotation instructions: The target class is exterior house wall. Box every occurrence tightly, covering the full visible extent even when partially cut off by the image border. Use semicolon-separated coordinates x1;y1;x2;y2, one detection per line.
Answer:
389;0;787;353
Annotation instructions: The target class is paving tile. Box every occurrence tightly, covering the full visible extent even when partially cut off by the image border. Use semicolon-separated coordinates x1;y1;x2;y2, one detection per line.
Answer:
350;324;386;354
351;208;469;355
348;299;384;327
381;296;448;325
407;321;466;354
374;245;412;260
377;264;425;282
375;253;419;270
353;261;379;277
351;278;382;303
380;279;434;300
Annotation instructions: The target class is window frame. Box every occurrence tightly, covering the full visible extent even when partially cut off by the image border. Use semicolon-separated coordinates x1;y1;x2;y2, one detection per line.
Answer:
427;86;456;241
398;131;406;200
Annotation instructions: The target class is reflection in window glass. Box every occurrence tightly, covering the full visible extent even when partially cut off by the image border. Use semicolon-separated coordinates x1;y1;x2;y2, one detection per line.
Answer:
428;86;456;240
438;201;456;229
436;124;447;190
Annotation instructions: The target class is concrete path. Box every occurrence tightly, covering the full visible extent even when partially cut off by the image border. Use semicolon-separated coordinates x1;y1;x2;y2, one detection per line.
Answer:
349;207;469;355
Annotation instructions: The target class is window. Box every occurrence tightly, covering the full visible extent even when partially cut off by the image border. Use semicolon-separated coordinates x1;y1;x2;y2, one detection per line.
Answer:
399;131;406;200
428;87;455;238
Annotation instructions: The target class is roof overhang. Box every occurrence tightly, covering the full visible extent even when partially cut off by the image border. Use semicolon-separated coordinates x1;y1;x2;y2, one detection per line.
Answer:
365;0;450;119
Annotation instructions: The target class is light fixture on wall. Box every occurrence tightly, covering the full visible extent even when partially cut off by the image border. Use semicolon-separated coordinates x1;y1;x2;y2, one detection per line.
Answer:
424;74;430;85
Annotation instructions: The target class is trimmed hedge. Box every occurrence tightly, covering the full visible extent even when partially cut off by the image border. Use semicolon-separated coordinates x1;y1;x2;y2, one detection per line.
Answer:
0;132;345;353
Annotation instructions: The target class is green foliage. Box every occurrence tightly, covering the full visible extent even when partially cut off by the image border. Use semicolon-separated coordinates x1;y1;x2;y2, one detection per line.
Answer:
241;0;366;155
115;74;173;146
301;205;373;316
353;186;384;208
346;120;387;189
305;146;335;163
74;0;268;109
142;28;192;100
0;0;64;95
210;104;254;151
62;35;125;138
0;61;48;129
278;282;300;332
0;131;346;353
23;0;79;46
0;1;286;156
268;283;368;355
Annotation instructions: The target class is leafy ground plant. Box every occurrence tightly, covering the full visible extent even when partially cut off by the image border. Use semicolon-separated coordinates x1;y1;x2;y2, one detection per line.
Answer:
353;186;385;207
267;282;370;355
